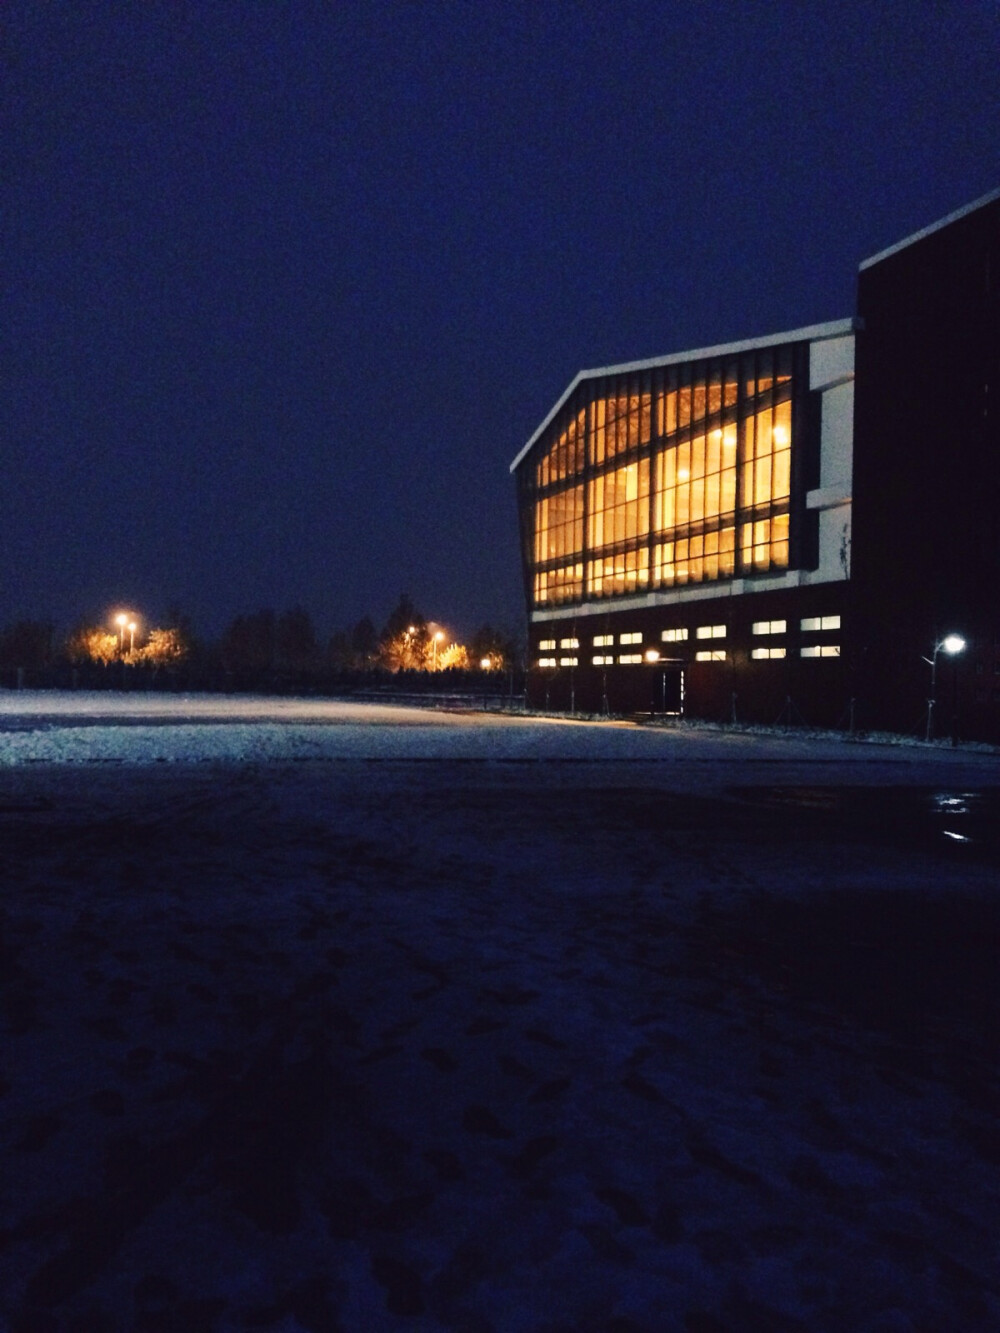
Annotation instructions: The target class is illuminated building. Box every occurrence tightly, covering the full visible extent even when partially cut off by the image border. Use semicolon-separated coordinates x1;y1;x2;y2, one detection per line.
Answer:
511;187;1000;739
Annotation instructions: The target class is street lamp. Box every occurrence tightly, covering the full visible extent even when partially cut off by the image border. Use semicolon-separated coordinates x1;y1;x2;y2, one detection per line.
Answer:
115;613;128;651
128;621;137;655
432;630;444;670
924;633;966;743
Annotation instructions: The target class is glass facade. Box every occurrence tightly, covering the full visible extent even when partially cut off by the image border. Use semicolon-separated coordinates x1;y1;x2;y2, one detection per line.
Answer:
523;342;802;608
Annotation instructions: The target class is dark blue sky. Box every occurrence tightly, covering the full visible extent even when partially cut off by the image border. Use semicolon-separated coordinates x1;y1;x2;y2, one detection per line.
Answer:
4;2;998;642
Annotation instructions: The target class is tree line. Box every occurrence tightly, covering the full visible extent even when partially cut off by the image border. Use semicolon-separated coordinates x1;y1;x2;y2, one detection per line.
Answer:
0;595;522;694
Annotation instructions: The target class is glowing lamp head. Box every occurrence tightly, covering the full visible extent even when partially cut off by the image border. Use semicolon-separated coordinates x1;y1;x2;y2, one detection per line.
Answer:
480;656;492;670
434;631;445;642
644;648;661;663
115;613;128;627
941;634;966;656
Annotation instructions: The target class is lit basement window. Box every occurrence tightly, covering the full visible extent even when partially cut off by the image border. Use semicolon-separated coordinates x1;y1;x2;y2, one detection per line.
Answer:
661;628;689;642
695;650;726;662
620;631;642;645
592;654;614;666
696;624;726;639
801;645;841;658
559;656;578;667
593;634;613;647
559;637;580;649
538;657;557;668
752;620;787;636
539;639;556;651
752;647;787;660
619;653;643;665
800;615;841;632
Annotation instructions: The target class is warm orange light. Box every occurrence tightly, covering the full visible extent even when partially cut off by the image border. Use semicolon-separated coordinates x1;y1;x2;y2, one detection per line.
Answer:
645;648;661;663
113;611;134;651
480;656;492;670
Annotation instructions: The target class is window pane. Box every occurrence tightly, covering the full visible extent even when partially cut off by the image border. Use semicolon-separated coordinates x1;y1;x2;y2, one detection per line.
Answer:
692;377;707;423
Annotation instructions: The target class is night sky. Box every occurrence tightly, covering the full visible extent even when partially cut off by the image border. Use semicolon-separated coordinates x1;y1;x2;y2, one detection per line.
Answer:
4;2;998;644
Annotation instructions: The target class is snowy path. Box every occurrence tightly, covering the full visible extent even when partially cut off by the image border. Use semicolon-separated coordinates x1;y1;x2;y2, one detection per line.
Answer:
1;697;999;1330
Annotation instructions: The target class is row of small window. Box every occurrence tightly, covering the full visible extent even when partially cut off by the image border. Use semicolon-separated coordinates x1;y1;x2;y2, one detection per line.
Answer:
751;646;842;659
539;646;840;668
661;615;842;641
538;616;840;654
541;625;724;651
747;615;841;635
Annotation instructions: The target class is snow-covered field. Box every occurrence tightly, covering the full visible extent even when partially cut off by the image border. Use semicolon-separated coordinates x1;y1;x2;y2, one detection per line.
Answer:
1;694;998;1330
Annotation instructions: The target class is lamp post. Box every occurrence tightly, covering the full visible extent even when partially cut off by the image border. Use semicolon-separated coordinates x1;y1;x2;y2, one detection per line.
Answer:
432;630;444;670
645;647;661;716
128;621;136;656
115;613;128;652
924;633;966;743
402;624;416;670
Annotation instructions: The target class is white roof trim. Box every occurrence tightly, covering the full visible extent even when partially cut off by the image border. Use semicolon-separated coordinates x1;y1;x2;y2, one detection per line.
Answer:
509;318;857;474
859;186;1000;272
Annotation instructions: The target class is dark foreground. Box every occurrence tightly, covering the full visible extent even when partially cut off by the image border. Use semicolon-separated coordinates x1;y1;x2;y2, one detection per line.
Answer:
1;740;999;1331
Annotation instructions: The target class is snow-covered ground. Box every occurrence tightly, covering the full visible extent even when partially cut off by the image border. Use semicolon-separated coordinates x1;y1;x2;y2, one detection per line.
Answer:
1;695;999;1330
0;689;994;771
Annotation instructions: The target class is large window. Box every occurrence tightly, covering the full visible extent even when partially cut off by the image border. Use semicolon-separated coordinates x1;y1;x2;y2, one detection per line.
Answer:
739;400;791;571
536;410;586;487
584;457;651;596
654;425;738;533
587;548;649;596
533;482;584;605
591;389;652;466
587;459;649;549
654;528;735;586
534;484;584;564
525;343;799;608
653;419;738;586
533;563;584;605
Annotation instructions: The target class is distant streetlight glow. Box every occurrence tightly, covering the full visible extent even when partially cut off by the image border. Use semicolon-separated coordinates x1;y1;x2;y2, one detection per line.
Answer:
128;621;137;654
924;632;967;742
644;648;661;663
114;612;129;651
